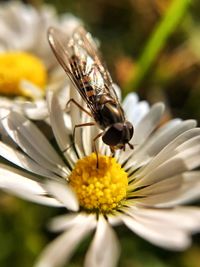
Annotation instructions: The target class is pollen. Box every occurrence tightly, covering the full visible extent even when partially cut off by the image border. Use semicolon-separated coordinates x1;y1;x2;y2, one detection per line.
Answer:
0;52;47;98
69;153;128;213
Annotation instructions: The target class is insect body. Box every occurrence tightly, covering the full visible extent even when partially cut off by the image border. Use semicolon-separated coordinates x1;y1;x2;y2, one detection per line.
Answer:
48;26;134;154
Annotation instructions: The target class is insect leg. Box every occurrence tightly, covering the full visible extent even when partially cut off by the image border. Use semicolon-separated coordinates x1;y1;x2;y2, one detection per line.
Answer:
62;122;96;153
73;122;96;141
92;132;104;168
110;146;115;155
66;98;92;117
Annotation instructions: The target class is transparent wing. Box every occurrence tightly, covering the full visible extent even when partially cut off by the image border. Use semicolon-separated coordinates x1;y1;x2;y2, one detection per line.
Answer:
48;27;97;113
72;26;120;103
48;27;76;82
48;26;120;104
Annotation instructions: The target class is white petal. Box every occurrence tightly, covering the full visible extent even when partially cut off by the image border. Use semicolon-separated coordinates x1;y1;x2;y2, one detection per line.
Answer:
60;14;83;36
56;84;71;111
0;97;14;109
108;215;122;227
75;101;95;158
0;164;44;193
5;188;63;207
125;120;198;173
129;192;176;207
69;84;85;155
10;111;65;165
178;207;200;225
20;80;44;99
139;119;185;157
45;180;79;211
129;207;200;232
1;111;69;177
0;141;59;179
123;92;139;113
22;100;49;120
154;171;200;207
122;214;190;250
0;107;10;120
127;118;181;168
135;156;186;186
35;216;95;267
179;144;200;170
0;164;62;207
81;91;105;155
47;90;77;167
133;103;165;145
133;131;200;187
49;213;95;232
134;126;199;180
84;216;120;267
130;101;150;125
81;111;93;156
118;103;164;164
123;93;150;126
128;174;182;197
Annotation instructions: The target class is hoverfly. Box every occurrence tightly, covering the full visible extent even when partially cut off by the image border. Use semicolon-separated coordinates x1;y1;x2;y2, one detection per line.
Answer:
47;26;134;163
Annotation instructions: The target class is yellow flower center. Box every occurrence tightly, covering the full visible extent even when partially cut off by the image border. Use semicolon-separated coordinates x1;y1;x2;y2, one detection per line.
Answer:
69;153;128;213
0;52;47;98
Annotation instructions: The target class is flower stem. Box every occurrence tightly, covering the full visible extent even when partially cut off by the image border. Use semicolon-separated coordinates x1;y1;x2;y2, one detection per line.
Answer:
124;0;191;94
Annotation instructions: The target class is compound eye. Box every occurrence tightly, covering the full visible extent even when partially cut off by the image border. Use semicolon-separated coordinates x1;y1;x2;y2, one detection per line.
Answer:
125;121;134;140
102;123;123;146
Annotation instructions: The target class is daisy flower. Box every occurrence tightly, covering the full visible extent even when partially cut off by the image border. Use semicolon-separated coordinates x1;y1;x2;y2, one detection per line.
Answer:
0;84;200;267
0;1;81;113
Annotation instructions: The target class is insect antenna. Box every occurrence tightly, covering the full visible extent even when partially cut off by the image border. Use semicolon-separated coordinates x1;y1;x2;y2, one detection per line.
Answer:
128;142;134;149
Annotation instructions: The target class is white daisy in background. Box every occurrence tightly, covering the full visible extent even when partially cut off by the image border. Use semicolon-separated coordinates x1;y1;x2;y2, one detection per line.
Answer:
0;1;81;117
0;83;200;267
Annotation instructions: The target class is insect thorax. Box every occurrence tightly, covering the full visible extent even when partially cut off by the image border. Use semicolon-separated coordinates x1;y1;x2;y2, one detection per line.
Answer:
95;94;125;129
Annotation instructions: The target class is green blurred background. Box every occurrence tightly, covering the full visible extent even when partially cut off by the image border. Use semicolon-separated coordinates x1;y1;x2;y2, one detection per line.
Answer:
0;0;200;266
